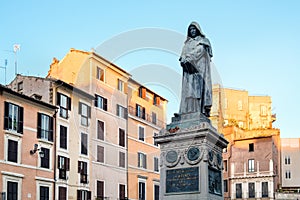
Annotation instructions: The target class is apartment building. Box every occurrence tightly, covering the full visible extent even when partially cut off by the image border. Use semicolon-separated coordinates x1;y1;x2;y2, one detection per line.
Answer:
211;87;280;199
0;84;56;200
47;48;131;199
281;138;300;191
127;78;167;200
8;75;94;199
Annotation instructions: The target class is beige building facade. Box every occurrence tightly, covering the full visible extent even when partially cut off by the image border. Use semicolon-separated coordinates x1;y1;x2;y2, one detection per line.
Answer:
47;48;131;200
127;78;167;200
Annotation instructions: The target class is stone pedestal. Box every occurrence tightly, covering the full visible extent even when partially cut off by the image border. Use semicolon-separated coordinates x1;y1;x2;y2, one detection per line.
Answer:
154;112;228;200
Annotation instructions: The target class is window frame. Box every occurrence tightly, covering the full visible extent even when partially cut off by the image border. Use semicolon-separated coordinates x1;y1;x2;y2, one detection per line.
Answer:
37;113;53;142
4;101;24;134
138;152;147;169
57;92;71;119
81;133;88;155
119;128;125;147
40;147;50;169
248;159;255;173
138;126;145;142
79;102;91;126
59;125;68;149
96;66;104;81
94;94;108;111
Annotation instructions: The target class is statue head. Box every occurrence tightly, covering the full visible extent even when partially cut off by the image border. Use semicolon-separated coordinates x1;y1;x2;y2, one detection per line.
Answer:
187;22;205;38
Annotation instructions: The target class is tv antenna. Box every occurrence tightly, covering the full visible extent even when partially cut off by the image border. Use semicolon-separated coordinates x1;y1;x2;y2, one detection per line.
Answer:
0;59;7;85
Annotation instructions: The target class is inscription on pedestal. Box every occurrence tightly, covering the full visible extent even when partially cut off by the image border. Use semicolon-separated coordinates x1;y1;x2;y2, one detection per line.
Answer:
166;167;199;193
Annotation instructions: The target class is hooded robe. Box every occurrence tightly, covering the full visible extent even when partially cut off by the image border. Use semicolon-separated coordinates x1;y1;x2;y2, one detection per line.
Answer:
179;22;213;116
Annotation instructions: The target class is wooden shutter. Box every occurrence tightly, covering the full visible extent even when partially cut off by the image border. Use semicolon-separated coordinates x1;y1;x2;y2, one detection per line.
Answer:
66;158;70;171
142;107;146;119
49;116;53;142
77;190;82;200
4;102;9;130
78;102;82;114
67;96;71;111
18;106;24;134
87;106;91;118
103;98;108;111
94;95;98;107
56;92;61;105
87;191;91;200
78;161;81;173
37;113;42;138
58;156;61;169
142;88;146;98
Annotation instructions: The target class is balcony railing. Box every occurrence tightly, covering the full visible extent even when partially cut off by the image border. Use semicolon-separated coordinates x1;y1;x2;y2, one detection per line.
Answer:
128;106;165;128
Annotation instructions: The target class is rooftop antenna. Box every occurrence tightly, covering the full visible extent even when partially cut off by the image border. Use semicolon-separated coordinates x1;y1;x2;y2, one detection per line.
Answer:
0;59;7;85
13;44;20;75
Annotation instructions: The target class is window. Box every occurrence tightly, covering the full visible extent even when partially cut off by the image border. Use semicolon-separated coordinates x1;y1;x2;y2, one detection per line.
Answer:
119;184;126;200
136;104;145;120
97;180;104;199
7;181;18;200
118;79;124;92
154;132;158;146
224;180;228;192
77;190;91;200
37;113;53;142
262;182;268;197
60;125;67;149
152;112;157;125
40;186;50;200
117;104;127;119
285;170;291;179
78;161;88;183
81;133;88;155
138;181;146;200
119;152;125;168
236;183;242;199
41;147;50;169
96;67;104;81
139;87;146;99
248;159;255;172
138;126;145;141
238;121;244;128
58;156;70;180
97;146;104;163
8;139;18;163
59;187;67;200
154;185;159;200
238;100;243;110
94;95;107;111
138;152;147;169
285;155;291;165
97;120;104;140
248;182;255;198
154;157;159;172
17;81;23;91
79;102;91;126
4;102;24;133
119;128;125;147
261;105;267;116
153;95;160;106
57;92;71;119
223;160;228;172
249;143;254;152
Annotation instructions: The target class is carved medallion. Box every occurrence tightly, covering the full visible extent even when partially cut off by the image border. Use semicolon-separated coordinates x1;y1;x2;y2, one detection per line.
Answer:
166;150;178;163
187;147;200;161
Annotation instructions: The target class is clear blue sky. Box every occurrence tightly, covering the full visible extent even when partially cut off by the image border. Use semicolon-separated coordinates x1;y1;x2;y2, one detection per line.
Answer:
1;1;299;138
